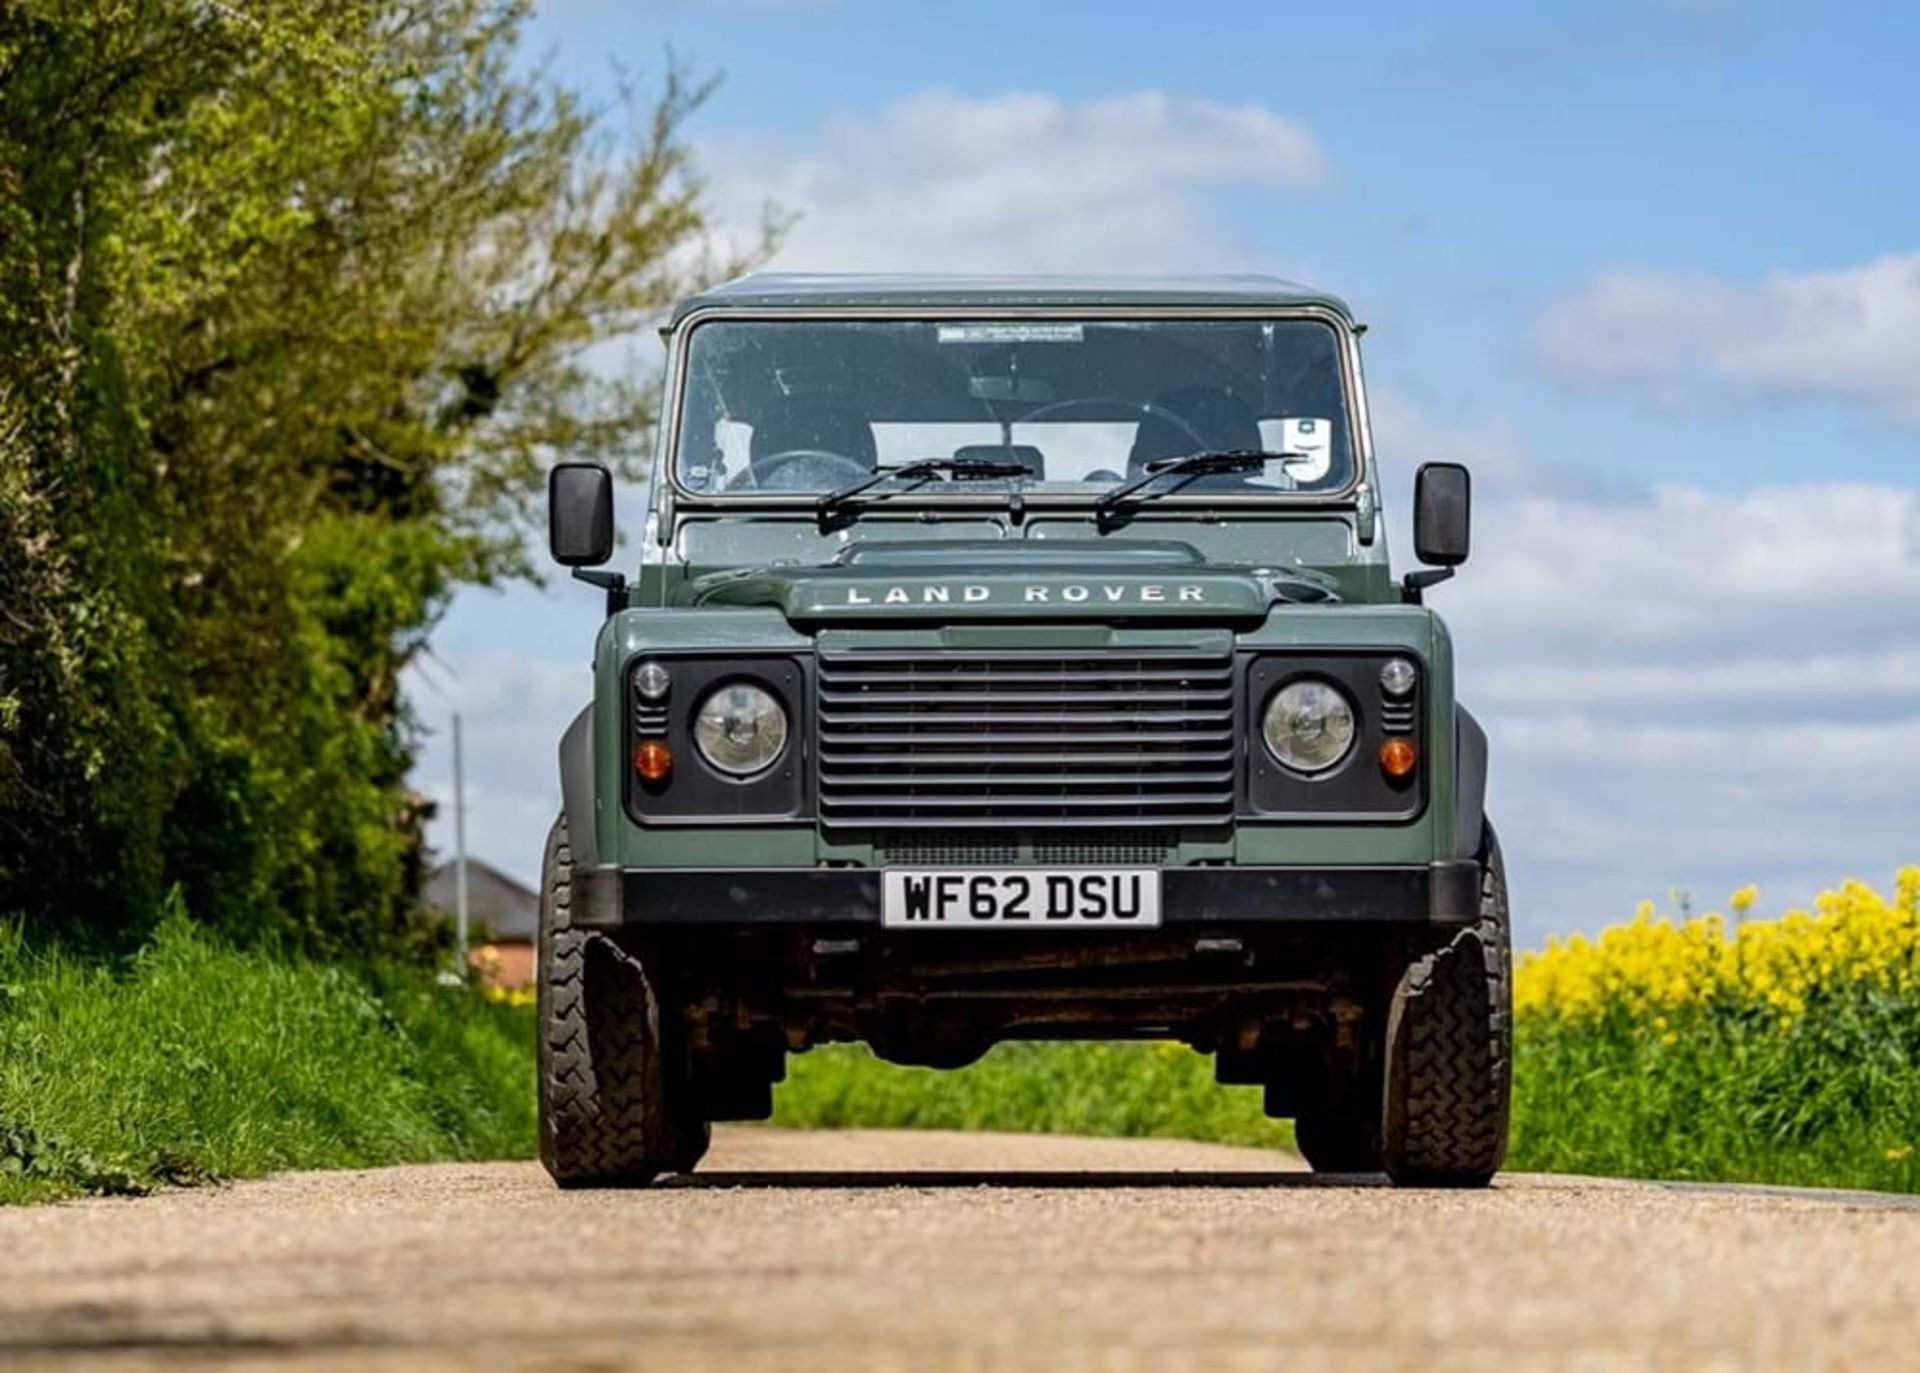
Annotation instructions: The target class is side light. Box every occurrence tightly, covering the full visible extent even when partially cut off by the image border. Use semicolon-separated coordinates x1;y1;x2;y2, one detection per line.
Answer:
1379;657;1418;697
1378;738;1418;779
633;739;674;785
634;660;672;703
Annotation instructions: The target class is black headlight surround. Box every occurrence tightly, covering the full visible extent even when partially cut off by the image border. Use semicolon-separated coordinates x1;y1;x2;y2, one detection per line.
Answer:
623;653;810;824
1241;652;1425;822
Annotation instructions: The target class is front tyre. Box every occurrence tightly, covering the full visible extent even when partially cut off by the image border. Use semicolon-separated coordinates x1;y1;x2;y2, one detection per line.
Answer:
1291;1109;1378;1174
1378;829;1512;1187
537;814;708;1186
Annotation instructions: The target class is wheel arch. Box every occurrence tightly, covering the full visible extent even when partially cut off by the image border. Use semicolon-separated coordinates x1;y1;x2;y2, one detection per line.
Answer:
558;703;599;869
1452;703;1489;860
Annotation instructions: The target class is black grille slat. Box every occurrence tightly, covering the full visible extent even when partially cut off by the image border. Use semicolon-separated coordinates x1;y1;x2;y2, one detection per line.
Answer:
820;688;1224;707
817;648;1236;829
829;668;1231;686
821;708;1229;727
822;770;1233;787
820;749;1235;767
823;791;1234;810
818;651;1225;667
817;729;1230;747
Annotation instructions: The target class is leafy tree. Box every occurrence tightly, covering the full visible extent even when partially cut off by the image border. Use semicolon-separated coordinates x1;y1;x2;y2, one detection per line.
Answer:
0;0;755;954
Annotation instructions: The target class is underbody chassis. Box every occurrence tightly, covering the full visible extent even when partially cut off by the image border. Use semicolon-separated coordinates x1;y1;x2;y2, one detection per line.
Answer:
578;859;1485;1104
539;815;1510;1189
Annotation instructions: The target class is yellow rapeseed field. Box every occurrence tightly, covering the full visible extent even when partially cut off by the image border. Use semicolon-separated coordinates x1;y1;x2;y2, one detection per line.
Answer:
1517;867;1920;1024
1508;866;1920;1189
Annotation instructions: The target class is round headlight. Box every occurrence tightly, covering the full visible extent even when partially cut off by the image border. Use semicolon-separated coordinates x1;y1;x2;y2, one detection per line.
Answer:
1379;657;1418;697
1263;679;1357;774
693;683;789;776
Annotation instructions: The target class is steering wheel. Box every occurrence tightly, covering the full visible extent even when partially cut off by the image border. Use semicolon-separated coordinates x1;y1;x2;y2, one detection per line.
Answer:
1014;396;1212;454
723;448;873;492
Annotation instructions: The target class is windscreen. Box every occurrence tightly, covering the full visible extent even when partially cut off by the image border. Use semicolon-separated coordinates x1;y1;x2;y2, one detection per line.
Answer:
672;317;1356;499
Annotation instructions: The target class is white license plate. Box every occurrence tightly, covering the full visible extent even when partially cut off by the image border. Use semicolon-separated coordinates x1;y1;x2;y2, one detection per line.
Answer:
880;868;1162;929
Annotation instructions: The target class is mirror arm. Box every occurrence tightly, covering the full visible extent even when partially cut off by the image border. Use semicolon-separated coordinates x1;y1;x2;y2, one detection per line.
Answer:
1400;567;1454;605
571;568;628;617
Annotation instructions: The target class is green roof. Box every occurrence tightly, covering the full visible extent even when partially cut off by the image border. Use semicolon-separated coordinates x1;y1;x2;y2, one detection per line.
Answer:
667;273;1356;328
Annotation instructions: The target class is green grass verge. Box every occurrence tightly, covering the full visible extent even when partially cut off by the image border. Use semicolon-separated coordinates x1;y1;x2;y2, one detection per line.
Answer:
10;912;1915;1200
772;1041;1296;1151
1508;1005;1920;1193
772;1023;1920;1193
0;917;536;1204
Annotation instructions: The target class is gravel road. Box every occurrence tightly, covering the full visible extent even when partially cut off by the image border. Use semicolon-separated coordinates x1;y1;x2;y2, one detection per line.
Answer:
3;1127;1917;1371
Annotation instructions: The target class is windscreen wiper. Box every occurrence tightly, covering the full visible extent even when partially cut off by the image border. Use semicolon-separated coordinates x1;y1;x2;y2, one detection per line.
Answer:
816;457;1030;527
1093;449;1301;527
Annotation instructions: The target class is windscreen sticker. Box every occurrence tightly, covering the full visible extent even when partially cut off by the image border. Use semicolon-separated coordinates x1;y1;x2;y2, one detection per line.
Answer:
937;323;1084;344
1278;417;1333;483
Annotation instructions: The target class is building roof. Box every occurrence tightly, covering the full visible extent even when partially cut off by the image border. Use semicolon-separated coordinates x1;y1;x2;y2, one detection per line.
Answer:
420;858;539;942
667;273;1356;328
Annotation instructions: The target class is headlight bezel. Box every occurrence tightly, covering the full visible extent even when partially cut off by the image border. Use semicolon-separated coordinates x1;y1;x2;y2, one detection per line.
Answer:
623;653;808;824
1242;652;1427;822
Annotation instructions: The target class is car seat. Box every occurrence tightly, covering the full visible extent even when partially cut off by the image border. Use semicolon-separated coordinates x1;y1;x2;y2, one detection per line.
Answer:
1125;387;1261;478
748;395;877;487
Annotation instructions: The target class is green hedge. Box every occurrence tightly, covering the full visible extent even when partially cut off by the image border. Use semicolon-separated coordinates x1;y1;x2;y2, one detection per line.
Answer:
774;1041;1295;1150
0;918;535;1203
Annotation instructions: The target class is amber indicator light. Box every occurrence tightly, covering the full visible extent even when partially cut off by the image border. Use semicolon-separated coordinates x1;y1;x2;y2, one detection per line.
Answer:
1378;738;1418;779
633;739;673;785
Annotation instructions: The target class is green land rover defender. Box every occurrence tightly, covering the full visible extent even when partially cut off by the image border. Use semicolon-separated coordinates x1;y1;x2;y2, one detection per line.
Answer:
538;274;1508;1187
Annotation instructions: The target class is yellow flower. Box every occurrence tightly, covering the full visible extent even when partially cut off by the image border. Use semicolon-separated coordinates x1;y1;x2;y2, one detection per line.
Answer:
1515;871;1918;1028
1887;1146;1913;1162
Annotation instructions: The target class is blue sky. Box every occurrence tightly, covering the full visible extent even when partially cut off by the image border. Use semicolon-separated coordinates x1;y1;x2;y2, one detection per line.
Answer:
412;0;1920;942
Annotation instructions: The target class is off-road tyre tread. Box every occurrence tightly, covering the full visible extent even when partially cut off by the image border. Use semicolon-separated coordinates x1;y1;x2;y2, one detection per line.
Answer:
1379;829;1512;1187
537;815;707;1186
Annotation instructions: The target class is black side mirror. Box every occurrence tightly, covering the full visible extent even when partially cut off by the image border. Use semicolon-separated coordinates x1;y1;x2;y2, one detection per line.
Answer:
549;463;627;615
548;462;614;566
1405;462;1471;602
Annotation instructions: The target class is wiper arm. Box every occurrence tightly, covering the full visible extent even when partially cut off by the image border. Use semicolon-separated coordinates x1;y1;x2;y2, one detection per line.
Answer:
816;457;1031;527
1094;449;1300;525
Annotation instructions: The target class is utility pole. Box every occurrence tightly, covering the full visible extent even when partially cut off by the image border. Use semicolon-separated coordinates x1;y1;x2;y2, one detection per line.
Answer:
453;711;469;970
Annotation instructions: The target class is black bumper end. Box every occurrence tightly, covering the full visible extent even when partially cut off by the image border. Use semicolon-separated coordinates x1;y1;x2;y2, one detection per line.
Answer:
573;862;1481;930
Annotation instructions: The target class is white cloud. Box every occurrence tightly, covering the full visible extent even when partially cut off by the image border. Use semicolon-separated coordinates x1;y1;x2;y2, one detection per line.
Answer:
1473;646;1920;708
1380;388;1920;933
705;90;1327;273
1460;482;1920;653
1496;713;1920;780
1369;385;1633;504
1374;389;1920;657
1533;251;1920;424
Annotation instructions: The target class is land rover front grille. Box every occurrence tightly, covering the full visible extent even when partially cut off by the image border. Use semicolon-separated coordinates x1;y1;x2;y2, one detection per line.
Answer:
816;649;1236;828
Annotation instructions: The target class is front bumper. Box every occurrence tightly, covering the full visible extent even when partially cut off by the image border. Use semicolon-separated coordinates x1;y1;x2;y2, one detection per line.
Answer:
572;862;1481;930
